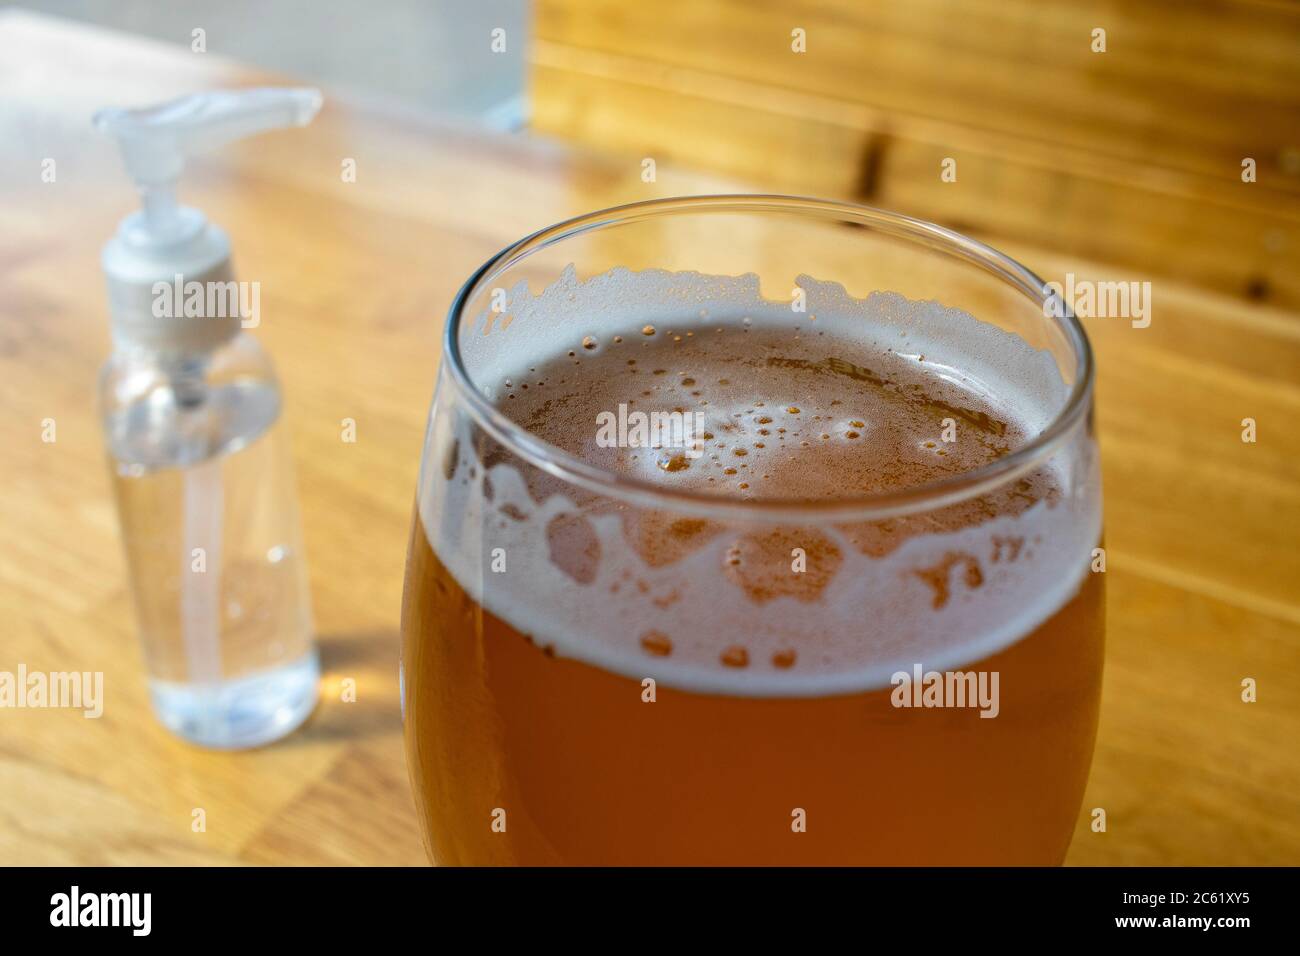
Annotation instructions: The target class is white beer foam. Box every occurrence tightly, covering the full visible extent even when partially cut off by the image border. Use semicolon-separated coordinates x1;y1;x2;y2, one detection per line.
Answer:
419;267;1100;697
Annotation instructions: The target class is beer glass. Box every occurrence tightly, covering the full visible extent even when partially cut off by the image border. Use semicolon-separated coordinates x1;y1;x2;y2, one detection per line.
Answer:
402;196;1102;865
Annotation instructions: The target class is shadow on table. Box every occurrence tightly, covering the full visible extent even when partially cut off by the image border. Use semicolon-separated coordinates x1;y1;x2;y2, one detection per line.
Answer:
280;630;403;746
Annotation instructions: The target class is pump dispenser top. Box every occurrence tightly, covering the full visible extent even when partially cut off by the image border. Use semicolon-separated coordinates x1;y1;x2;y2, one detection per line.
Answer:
96;87;322;350
96;88;323;749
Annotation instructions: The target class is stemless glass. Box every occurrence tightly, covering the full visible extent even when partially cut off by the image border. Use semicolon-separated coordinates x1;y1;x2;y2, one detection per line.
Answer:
401;196;1102;865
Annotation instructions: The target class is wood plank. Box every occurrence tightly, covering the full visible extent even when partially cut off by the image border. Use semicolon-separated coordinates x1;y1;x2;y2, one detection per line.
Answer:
1069;569;1300;865
535;0;1300;187
532;41;1300;308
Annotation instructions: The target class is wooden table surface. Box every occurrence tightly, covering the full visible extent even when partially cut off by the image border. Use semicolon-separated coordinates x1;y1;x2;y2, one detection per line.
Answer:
1;11;1296;866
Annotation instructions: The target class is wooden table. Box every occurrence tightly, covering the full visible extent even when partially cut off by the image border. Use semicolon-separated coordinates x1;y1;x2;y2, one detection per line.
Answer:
1;11;1296;866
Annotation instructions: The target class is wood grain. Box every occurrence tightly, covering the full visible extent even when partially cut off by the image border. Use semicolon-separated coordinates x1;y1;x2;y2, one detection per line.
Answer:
531;0;1300;308
0;10;1296;865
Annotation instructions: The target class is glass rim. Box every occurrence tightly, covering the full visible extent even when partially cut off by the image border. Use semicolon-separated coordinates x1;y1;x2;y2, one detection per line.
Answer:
442;194;1094;523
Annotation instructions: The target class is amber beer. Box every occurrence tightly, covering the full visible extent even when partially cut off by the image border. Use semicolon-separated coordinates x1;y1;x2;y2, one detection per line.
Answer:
401;310;1104;866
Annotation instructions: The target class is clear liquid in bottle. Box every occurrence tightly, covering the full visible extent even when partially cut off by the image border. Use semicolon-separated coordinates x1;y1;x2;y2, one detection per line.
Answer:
103;340;319;748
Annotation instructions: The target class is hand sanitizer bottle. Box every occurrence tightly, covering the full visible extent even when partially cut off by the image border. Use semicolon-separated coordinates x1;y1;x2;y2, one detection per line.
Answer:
95;89;322;749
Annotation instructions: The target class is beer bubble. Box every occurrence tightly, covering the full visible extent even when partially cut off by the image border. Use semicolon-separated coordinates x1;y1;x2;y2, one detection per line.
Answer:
640;631;673;657
658;453;690;473
772;649;797;669
720;646;750;668
786;406;800;414
582;336;598;350
641;324;656;336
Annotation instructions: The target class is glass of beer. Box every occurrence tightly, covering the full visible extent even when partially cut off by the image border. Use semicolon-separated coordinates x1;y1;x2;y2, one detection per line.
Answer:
402;196;1102;865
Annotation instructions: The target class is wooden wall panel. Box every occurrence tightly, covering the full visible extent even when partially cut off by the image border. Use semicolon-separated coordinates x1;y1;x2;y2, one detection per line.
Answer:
530;0;1300;308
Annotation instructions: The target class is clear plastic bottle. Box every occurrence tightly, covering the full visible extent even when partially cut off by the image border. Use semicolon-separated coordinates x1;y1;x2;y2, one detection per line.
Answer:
95;88;322;747
101;334;319;748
